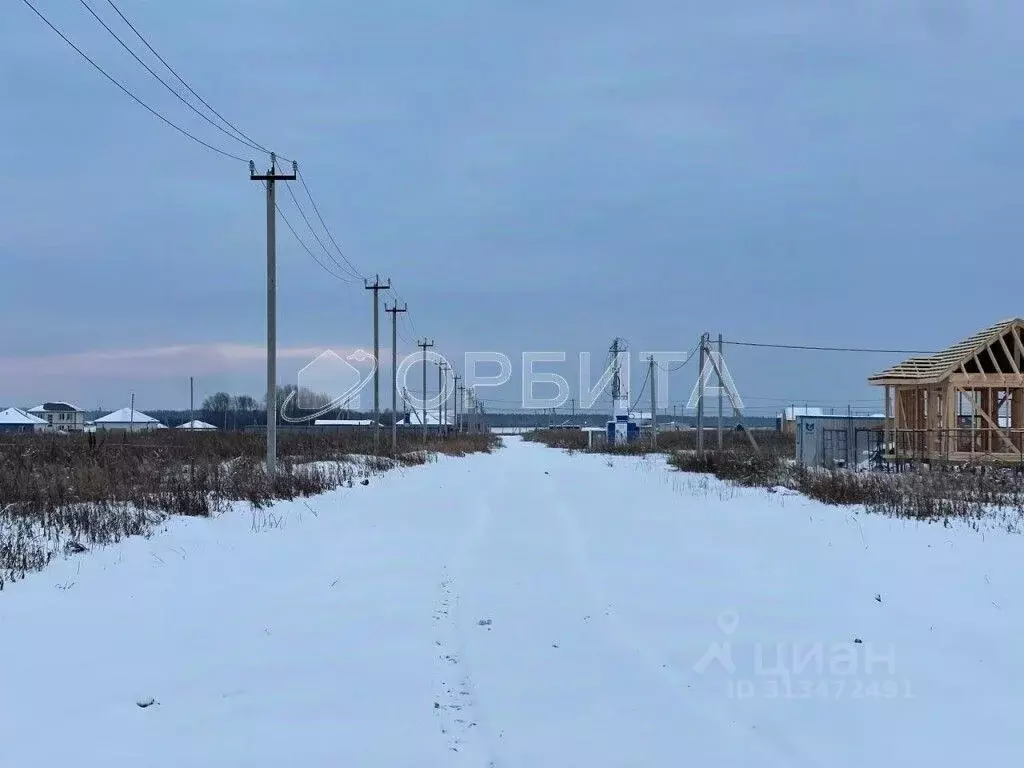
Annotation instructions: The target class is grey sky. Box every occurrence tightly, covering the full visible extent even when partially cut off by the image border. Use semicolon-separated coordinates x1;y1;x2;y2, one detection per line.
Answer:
2;0;1022;415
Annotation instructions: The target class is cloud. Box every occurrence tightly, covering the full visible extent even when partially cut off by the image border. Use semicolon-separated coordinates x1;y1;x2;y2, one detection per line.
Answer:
0;343;372;380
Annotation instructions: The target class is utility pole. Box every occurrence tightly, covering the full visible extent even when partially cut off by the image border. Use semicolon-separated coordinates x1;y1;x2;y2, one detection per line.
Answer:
717;332;724;450
385;301;407;456
649;355;657;450
250;153;296;475
611;338;621;405
365;275;391;455
189;376;194;429
452;374;460;434
418;339;434;442
457;382;466;434
696;332;707;456
438;362;445;436
571;397;576;426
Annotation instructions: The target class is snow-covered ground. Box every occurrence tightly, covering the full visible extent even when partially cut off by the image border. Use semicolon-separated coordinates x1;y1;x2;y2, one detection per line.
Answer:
1;437;1021;766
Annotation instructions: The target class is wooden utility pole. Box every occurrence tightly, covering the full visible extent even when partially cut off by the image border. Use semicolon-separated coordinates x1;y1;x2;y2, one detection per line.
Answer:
365;275;391;455
418;339;434;442
385;301;407;456
250;153;296;475
649;355;657;450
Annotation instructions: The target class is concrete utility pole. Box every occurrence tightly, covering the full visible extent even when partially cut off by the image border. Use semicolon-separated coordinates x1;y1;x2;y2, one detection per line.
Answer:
250;153;296;475
649;355;657;450
385;301;407;456
611;338;621;403
457;382;466;434
696;332;708;457
452;374;460;433
438;363;445;436
717;332;724;450
417;339;434;442
365;275;392;455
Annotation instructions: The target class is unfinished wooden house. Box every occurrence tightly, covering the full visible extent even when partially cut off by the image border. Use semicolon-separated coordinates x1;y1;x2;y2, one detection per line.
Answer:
868;318;1024;464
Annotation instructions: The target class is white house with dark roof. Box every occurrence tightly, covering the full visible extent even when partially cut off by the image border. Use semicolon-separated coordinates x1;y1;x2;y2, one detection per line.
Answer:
0;407;50;434
94;407;164;432
28;401;85;432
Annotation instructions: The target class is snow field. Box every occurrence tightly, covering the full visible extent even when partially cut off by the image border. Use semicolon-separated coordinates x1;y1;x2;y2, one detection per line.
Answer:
0;437;1020;767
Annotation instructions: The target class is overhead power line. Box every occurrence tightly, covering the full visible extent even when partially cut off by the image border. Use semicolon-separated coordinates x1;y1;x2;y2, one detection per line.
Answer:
297;170;364;280
18;0;246;162
263;184;352;282
93;0;371;290
722;339;936;355
655;340;702;373
283;180;359;283
77;0;267;156
276;204;351;281
102;0;281;159
630;365;651;411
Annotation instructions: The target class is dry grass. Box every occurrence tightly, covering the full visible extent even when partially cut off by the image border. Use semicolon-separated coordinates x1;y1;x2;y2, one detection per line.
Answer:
524;427;795;455
668;449;1024;529
525;427;1024;528
0;430;499;588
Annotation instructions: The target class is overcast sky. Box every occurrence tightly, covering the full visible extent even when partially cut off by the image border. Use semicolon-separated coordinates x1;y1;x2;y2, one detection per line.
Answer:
2;0;1022;415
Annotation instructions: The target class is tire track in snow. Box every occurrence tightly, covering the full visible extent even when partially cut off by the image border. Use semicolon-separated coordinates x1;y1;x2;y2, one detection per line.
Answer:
553;498;821;768
431;490;505;768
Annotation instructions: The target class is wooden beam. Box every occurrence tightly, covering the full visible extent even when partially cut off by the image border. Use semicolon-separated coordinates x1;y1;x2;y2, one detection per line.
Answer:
975;402;1020;455
1012;325;1024;371
1007;325;1024;372
998;334;1020;375
945;383;955;458
950;373;1024;387
984;345;1008;384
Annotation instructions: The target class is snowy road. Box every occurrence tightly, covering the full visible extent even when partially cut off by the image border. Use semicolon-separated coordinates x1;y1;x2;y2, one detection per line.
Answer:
1;437;1022;766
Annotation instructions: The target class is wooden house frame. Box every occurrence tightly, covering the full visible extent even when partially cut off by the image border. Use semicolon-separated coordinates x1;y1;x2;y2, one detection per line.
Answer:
868;318;1024;464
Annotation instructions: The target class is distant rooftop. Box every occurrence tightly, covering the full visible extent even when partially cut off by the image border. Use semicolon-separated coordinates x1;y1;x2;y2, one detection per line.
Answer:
781;406;824;420
95;407;159;424
0;407;47;425
28;401;81;413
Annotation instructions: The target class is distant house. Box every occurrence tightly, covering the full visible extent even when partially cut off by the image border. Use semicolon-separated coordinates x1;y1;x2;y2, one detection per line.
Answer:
0;407;50;434
313;419;376;427
398;411;450;427
176;420;218;430
94;407;164;432
28;401;85;432
777;406;825;435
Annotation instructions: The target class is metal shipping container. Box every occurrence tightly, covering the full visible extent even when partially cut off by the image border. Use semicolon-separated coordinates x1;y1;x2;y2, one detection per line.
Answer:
795;414;884;469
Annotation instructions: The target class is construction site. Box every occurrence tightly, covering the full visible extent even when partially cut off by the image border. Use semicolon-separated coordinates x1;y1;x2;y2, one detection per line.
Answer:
869;318;1024;466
